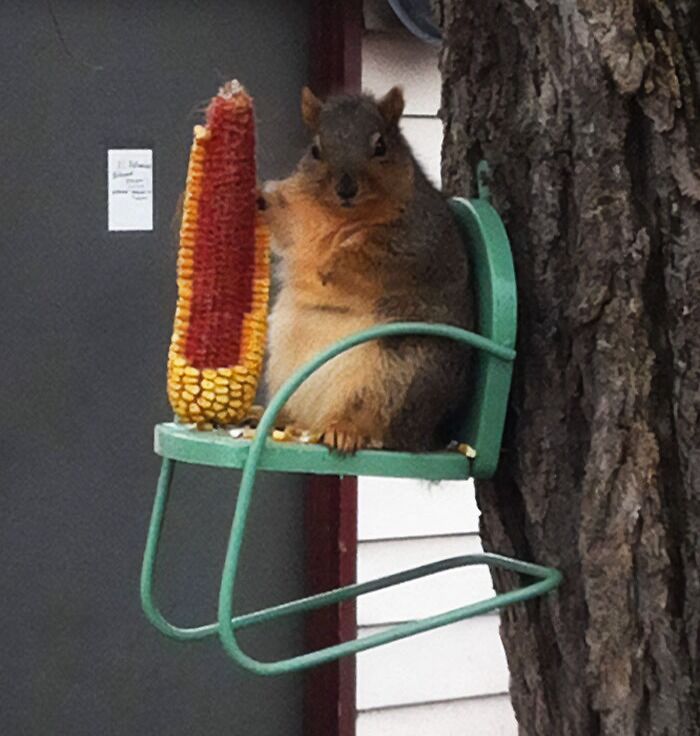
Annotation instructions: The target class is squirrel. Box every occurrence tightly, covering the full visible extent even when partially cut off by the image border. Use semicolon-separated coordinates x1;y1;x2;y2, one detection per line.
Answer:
260;86;473;453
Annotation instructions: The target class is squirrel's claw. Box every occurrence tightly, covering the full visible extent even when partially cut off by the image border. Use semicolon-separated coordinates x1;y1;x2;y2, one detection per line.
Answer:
322;421;381;455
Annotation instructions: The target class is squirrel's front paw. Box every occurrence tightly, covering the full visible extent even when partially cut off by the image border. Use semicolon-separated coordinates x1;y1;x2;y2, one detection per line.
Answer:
321;421;381;455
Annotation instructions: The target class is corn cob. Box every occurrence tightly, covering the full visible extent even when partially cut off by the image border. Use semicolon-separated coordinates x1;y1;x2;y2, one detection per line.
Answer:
167;80;270;428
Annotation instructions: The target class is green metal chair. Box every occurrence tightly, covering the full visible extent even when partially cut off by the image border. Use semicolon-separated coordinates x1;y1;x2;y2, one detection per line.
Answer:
140;195;562;676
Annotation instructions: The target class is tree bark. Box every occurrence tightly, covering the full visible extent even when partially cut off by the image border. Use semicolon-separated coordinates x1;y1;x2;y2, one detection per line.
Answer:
438;2;700;734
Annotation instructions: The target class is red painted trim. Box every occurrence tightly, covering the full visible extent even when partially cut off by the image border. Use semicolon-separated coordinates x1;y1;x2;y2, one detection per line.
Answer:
304;3;362;736
304;476;357;736
309;0;363;96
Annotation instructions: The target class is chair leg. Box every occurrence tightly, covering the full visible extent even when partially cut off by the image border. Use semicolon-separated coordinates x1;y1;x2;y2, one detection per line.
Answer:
218;548;562;676
213;395;563;676
141;455;562;672
140;458;220;640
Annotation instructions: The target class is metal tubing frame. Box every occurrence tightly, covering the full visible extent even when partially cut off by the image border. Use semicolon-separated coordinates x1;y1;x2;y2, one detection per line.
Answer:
141;322;561;675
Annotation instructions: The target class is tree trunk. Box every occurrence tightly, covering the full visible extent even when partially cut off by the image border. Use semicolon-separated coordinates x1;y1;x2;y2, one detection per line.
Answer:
438;2;700;734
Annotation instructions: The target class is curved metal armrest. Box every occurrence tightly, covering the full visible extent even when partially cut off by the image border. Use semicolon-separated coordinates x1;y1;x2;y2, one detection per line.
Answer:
230;320;515;494
140;322;540;674
142;322;511;641
215;322;526;674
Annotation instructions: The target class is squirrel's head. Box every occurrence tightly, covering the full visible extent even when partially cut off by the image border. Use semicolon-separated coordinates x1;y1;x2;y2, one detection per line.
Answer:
297;86;414;212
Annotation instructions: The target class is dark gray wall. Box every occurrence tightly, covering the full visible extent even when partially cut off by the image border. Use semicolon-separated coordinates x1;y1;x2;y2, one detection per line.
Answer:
0;2;309;734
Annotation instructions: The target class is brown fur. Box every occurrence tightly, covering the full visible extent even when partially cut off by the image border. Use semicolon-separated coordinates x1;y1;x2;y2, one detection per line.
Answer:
262;88;473;452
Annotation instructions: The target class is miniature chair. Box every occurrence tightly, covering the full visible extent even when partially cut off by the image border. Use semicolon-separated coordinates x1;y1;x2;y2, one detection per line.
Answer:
141;194;562;676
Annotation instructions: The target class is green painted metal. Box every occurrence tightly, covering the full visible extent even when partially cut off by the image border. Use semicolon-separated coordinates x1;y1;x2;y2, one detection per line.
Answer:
213;321;516;673
153;315;516;481
449;197;517;478
140;457;562;671
141;196;562;676
156;422;470;480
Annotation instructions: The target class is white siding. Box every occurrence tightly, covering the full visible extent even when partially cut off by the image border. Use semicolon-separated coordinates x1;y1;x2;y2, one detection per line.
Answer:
357;618;509;709
358;477;479;540
363;31;441;116
399;116;443;184
358;535;495;625
357;28;517;736
357;695;518;736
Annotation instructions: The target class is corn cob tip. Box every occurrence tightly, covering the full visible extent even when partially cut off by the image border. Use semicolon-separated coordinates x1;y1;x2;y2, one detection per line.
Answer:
219;79;246;99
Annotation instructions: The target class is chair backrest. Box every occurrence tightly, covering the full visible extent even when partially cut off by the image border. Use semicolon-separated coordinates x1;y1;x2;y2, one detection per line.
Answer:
448;198;517;479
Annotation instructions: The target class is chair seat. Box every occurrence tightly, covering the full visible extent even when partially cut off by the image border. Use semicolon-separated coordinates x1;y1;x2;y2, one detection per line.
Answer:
154;422;471;480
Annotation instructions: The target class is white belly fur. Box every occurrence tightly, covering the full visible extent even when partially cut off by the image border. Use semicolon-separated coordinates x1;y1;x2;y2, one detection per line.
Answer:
266;289;383;430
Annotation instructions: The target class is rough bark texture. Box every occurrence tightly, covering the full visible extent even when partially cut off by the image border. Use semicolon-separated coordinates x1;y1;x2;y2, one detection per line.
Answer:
438;2;700;734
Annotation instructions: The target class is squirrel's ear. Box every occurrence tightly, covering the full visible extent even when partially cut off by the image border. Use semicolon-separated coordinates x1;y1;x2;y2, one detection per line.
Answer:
301;87;322;130
378;86;405;128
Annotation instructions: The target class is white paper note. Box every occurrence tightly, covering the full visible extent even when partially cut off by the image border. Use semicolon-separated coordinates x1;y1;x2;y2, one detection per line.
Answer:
107;149;153;231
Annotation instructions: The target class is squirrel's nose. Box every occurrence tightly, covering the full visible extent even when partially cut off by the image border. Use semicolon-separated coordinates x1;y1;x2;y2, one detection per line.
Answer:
336;173;358;202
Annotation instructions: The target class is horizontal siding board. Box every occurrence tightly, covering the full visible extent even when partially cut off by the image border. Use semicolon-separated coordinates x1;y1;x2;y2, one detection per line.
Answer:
362;31;440;115
357;535;495;625
357;477;479;540
357;618;509;709
357;695;517;736
400;116;443;185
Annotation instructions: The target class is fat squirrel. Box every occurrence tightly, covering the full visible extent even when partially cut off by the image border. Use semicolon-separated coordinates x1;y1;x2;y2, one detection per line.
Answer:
261;86;473;453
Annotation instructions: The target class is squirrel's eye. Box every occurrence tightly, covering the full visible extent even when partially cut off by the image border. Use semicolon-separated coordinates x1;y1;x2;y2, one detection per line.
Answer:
311;144;321;160
373;135;387;157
